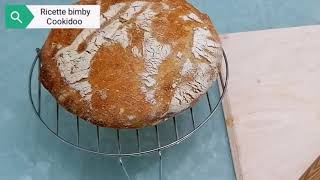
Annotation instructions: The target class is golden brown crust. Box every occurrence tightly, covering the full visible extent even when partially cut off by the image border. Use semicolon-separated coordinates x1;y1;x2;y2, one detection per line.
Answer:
40;0;222;128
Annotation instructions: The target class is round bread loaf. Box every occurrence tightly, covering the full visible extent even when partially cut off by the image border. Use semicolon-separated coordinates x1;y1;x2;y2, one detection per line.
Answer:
40;0;223;128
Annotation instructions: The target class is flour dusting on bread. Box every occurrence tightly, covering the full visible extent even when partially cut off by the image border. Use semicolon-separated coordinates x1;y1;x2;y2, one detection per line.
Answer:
120;1;146;21
136;6;157;32
102;3;126;21
181;13;203;23
169;63;213;113
132;46;142;58
181;58;193;76
141;31;171;104
192;27;222;64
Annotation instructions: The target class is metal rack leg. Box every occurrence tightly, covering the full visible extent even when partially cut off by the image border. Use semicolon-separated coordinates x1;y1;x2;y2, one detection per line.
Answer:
158;151;162;180
76;117;79;145
136;129;141;153
206;92;213;112
173;117;179;141
219;72;225;89
155;125;162;180
117;130;131;180
96;126;100;152
37;48;41;115
190;108;196;129
56;103;59;135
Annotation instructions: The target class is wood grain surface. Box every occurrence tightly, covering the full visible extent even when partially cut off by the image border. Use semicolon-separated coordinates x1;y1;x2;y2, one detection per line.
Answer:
300;156;320;180
221;26;320;180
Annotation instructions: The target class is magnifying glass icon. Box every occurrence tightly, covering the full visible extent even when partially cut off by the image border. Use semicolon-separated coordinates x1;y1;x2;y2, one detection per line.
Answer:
10;11;22;24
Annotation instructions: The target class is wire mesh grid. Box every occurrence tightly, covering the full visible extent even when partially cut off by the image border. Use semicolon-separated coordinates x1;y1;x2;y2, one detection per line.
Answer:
29;48;229;180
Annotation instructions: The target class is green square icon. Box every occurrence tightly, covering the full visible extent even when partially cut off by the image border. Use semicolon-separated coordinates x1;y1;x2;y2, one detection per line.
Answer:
5;5;34;29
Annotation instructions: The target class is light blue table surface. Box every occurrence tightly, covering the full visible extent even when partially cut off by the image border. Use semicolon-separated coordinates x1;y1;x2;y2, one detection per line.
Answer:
0;0;319;180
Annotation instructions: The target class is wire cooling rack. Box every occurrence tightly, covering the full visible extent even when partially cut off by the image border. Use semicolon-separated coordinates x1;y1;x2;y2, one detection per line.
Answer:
29;48;229;180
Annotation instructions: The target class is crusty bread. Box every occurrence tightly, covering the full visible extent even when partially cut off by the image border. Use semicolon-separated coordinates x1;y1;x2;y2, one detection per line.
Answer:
40;0;223;128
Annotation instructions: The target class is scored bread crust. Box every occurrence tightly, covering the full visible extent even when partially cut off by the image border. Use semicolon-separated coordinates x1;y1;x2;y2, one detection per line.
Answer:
40;0;223;128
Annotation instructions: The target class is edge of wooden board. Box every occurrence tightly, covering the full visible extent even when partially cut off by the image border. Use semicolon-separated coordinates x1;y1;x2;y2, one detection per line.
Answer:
218;47;243;180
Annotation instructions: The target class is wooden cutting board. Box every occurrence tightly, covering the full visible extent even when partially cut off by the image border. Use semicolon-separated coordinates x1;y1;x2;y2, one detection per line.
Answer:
300;156;320;180
220;26;320;180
